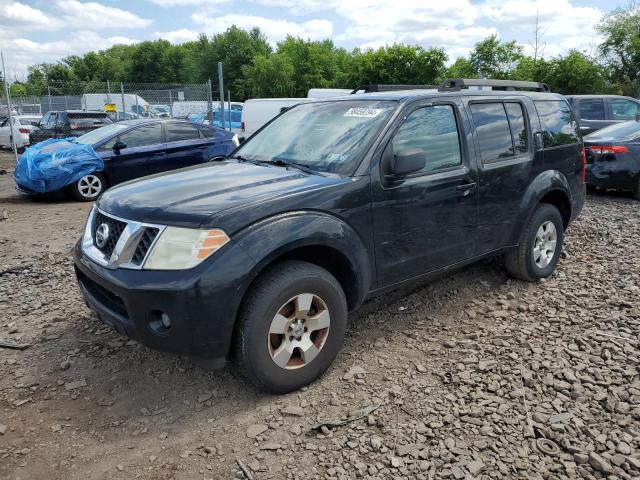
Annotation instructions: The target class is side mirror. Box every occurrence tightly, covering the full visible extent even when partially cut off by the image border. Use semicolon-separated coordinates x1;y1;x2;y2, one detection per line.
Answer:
390;148;426;176
113;141;127;153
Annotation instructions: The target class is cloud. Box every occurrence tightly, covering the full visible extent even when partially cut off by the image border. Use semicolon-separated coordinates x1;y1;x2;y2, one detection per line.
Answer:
2;31;138;80
0;1;64;31
152;28;200;43
55;0;153;29
147;0;227;5
192;13;333;41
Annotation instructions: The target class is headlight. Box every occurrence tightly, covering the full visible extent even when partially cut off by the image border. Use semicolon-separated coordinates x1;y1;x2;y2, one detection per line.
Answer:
232;134;240;147
144;227;230;270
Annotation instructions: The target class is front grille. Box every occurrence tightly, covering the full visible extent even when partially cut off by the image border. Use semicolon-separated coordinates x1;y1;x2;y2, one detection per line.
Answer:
131;227;159;266
93;211;127;258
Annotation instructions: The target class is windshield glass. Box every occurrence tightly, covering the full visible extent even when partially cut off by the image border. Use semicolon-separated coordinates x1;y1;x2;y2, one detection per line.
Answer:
586;120;640;140
74;123;130;145
236;100;397;174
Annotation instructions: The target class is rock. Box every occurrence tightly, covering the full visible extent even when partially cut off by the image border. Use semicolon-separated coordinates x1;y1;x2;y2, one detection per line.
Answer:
246;424;268;438
370;435;383;451
588;452;613;474
116;464;124;471
197;392;213;403
467;460;485;476
64;379;86;391
549;412;573;424
0;424;6;435
415;364;427;373
616;441;631;455
343;365;366;381
60;358;71;371
443;340;457;348
573;453;589;464
478;360;496;372
281;405;305;416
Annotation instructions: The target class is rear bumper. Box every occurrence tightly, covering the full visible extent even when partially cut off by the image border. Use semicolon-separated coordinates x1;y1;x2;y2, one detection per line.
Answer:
73;239;256;359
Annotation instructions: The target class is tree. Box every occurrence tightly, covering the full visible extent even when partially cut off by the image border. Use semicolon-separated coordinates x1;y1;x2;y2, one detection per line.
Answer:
469;35;524;78
598;2;640;96
543;51;605;94
240;54;295;97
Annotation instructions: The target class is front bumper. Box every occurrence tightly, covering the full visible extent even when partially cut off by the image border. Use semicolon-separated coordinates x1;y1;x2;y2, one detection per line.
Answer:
73;239;256;359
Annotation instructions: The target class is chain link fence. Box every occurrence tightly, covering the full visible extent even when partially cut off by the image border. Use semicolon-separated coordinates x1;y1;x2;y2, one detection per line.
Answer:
1;80;229;122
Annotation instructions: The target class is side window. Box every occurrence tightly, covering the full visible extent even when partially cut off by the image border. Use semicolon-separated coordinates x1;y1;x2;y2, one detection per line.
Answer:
199;126;216;138
535;100;580;147
46;113;57;127
118;123;163;148
610;99;640;120
39;113;50;126
392;104;462;173
470;102;513;162
579;99;605;120
166;122;201;142
504;103;528;155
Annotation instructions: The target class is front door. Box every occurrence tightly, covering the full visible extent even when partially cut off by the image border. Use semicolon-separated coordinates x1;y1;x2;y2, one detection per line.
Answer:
164;121;211;170
107;123;166;184
372;100;478;287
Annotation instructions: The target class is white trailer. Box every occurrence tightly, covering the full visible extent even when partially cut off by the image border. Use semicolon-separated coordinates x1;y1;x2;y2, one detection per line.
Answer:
82;93;149;115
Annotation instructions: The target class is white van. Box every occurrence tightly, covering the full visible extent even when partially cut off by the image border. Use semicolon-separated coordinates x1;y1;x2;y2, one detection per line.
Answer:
240;98;307;138
307;88;353;99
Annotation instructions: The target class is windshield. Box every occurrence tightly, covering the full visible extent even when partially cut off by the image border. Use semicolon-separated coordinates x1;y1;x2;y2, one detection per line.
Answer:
236;100;397;174
74;123;130;145
586;120;640;140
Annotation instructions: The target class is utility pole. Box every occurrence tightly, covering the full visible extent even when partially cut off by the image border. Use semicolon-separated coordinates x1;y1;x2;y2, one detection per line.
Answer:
218;62;225;130
1;51;18;163
207;79;214;125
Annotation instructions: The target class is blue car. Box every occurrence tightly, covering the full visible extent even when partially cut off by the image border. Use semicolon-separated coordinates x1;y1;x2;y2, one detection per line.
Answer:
16;119;238;201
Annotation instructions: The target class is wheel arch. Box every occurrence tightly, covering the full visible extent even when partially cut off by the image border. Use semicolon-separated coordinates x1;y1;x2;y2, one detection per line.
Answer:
509;170;573;245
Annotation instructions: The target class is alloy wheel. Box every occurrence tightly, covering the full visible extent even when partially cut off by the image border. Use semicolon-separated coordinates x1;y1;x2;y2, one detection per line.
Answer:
533;220;557;268
78;175;102;198
267;293;331;370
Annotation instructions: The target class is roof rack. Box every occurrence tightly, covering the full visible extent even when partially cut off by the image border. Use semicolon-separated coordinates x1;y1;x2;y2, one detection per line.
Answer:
351;84;438;94
438;78;550;92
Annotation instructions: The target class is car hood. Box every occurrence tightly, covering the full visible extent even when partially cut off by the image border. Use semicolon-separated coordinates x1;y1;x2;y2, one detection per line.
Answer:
97;160;349;230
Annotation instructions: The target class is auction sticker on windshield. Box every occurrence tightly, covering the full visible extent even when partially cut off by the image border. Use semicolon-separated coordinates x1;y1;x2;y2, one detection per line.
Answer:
344;108;383;118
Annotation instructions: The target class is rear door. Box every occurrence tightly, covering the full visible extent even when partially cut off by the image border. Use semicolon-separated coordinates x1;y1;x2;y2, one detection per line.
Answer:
107;123;166;184
164;122;212;170
371;99;478;286
608;97;640;124
575;98;610;135
469;98;539;254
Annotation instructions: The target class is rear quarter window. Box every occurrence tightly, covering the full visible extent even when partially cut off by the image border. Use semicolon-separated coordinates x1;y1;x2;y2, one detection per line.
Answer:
535;100;580;147
578;99;605;120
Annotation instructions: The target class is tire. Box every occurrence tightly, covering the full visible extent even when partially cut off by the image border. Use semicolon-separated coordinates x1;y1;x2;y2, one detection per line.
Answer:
504;203;564;282
235;260;348;393
632;178;640;201
68;172;106;202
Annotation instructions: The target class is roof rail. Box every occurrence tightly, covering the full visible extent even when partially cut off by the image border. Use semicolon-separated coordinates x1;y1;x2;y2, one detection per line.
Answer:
438;78;550;92
351;84;438;94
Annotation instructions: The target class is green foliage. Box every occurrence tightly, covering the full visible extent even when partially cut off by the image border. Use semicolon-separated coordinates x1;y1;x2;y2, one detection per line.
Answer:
6;14;640;100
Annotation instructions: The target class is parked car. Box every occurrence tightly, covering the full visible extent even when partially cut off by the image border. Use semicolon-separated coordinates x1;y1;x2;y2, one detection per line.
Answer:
240;98;307;138
566;95;640;135
73;79;585;393
17;119;239;201
29;110;113;143
0;115;42;150
583;120;640;199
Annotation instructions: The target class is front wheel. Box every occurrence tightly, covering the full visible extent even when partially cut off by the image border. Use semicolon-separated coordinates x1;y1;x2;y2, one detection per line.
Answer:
504;203;564;282
68;173;106;201
235;260;348;393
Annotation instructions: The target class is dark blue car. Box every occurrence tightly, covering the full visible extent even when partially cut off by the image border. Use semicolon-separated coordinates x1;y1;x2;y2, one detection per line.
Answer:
17;119;238;201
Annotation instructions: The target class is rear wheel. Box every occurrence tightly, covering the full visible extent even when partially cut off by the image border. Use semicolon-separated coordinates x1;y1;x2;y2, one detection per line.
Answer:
68;172;106;201
505;203;564;282
235;260;348;393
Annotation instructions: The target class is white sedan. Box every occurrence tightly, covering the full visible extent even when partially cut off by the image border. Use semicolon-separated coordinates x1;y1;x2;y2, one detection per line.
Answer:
0;115;42;150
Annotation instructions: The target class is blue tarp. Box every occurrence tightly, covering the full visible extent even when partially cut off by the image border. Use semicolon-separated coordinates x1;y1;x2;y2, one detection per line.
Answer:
14;138;104;193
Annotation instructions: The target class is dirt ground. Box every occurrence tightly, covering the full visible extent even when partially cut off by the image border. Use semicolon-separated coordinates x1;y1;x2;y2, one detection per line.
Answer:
0;150;638;480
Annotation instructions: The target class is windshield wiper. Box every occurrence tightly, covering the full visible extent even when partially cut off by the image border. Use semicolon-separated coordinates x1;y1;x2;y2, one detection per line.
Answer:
262;158;320;175
228;155;260;165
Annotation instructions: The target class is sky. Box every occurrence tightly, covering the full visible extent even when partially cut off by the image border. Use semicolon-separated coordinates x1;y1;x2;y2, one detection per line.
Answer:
0;0;627;80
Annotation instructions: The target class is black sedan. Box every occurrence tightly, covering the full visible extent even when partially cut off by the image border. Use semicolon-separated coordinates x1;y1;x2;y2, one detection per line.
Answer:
584;121;640;200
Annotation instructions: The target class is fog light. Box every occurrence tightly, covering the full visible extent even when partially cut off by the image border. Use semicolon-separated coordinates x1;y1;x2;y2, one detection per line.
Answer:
149;310;172;335
161;313;171;328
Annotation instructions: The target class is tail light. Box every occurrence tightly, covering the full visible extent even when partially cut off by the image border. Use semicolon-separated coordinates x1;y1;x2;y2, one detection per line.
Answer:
588;145;629;154
241;121;245;132
581;148;586;184
18;128;29;134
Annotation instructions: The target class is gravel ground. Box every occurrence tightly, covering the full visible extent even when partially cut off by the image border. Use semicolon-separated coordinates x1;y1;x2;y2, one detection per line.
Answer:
0;150;639;480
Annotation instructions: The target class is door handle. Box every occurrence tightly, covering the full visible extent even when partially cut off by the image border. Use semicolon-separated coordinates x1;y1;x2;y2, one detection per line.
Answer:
456;183;476;197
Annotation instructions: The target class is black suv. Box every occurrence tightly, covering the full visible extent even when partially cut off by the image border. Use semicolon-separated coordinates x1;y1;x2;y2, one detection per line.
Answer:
30;110;112;143
73;79;586;393
566;95;640;135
